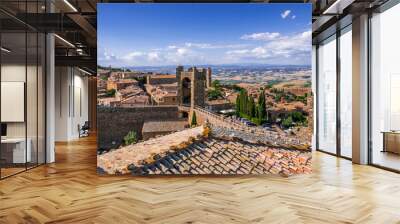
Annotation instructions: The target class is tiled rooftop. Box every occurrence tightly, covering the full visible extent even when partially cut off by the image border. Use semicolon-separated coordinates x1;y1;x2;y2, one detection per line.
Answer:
127;137;311;176
142;120;188;133
98;125;311;177
97;126;205;174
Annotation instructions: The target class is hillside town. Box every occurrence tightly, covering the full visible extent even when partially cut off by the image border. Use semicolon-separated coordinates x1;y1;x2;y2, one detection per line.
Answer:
97;65;312;142
97;65;313;176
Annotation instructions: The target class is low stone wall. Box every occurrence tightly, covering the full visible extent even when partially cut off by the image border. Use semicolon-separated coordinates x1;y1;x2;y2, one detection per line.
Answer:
97;106;180;150
193;107;308;149
206;102;234;112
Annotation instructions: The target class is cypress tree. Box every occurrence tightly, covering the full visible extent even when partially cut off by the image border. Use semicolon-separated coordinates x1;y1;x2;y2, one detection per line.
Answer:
191;111;197;127
248;96;255;118
258;90;266;121
242;92;247;114
235;95;240;116
239;90;244;114
240;89;248;116
255;105;259;119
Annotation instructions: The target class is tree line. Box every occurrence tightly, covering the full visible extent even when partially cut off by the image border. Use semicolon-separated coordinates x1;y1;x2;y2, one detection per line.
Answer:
235;89;268;125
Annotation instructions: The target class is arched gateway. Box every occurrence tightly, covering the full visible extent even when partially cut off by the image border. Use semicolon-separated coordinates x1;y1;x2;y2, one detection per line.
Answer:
176;66;208;108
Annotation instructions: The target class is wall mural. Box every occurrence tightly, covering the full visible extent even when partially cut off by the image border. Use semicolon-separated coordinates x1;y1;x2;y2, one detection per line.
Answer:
97;3;313;176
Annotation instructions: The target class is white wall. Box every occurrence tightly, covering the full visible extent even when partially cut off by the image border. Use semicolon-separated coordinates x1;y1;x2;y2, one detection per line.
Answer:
1;64;26;139
55;66;69;141
55;66;89;141
1;63;46;164
71;72;89;138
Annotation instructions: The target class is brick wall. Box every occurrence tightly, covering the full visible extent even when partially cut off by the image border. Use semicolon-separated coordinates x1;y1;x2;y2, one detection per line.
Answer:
98;106;179;150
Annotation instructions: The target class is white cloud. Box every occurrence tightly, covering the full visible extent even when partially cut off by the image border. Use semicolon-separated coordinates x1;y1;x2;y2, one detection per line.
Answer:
251;47;269;58
183;42;247;49
291;15;296;19
226;49;249;55
184;42;211;48
98;48;118;62
99;29;311;66
226;30;311;64
113;45;209;66
115;51;165;65
121;51;144;61
176;48;189;56
281;10;291;19
147;52;162;62
240;32;281;41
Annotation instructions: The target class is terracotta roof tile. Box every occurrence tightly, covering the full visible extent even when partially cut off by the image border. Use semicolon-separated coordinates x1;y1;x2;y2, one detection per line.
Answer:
100;124;312;176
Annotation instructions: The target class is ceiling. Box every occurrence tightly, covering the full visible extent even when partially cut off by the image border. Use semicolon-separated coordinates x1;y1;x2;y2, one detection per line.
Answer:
0;0;393;73
0;0;97;74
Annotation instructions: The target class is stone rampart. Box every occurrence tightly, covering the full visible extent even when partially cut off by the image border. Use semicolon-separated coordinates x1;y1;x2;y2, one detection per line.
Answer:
98;105;179;150
193;107;308;150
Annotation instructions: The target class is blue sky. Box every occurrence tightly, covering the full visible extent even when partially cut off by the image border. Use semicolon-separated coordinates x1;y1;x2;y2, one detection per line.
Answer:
98;4;311;67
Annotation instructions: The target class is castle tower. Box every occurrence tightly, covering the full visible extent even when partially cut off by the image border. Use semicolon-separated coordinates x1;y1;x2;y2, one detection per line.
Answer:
206;67;212;88
191;67;206;108
176;66;184;105
176;66;206;108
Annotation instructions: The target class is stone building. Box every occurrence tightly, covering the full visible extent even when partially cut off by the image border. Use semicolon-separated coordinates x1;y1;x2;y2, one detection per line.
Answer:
176;66;207;108
97;79;107;91
206;67;212;88
145;83;178;105
146;74;177;85
277;87;312;96
120;95;150;107
107;79;138;91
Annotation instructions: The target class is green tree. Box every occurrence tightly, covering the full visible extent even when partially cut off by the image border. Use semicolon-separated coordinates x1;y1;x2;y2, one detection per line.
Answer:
275;93;282;102
239;89;248;115
235;95;240;116
207;89;223;100
291;111;306;123
106;89;116;97
248;96;256;117
212;80;221;89
191;111;197;127
255;105;259;119
282;116;293;128
232;85;243;92
303;81;311;88
258;90;266;120
124;131;137;145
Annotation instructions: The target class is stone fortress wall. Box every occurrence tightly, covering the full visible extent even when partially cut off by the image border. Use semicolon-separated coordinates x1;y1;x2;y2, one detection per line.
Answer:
98;106;180;150
146;74;177;85
192;107;308;150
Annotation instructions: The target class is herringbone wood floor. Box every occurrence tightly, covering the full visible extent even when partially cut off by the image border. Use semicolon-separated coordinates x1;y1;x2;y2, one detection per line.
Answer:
1;134;400;224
